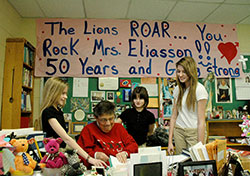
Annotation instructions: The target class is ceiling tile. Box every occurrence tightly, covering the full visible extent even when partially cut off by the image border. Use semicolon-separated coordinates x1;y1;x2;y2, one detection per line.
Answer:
6;0;250;25
239;16;250;24
37;0;85;18
8;0;44;17
204;4;250;24
127;0;176;20
225;0;250;5
182;0;223;3
167;1;220;22
84;0;130;19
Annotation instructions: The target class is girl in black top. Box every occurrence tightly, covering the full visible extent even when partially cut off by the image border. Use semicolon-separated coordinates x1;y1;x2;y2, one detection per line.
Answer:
117;86;155;146
40;77;106;167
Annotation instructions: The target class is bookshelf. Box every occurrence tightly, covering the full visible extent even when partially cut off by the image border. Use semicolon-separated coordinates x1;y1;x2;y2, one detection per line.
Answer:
206;119;249;150
1;38;35;129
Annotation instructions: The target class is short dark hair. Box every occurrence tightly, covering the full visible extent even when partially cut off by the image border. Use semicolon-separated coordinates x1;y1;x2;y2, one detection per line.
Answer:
131;86;149;108
93;100;116;118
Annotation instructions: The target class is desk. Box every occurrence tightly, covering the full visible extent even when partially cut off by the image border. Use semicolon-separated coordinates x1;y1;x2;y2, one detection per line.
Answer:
226;142;250;151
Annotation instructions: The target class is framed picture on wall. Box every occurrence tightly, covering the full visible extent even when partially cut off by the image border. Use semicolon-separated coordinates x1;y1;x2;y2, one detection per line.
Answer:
91;91;105;102
91;102;98;112
215;78;232;103
65;120;72;134
71;122;88;134
106;92;115;102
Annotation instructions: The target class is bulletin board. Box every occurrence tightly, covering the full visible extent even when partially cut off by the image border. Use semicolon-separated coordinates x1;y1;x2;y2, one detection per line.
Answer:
211;55;250;113
61;77;159;134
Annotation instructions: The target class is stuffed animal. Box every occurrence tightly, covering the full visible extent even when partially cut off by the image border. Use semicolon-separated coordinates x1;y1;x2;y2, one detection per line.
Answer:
61;149;87;176
9;139;37;174
40;138;67;168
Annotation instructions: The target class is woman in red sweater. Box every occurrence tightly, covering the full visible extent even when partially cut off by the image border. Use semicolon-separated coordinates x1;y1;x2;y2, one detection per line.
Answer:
77;100;138;167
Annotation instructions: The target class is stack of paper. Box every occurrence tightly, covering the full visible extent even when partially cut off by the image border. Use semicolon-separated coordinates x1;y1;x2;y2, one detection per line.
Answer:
189;141;210;161
166;154;190;167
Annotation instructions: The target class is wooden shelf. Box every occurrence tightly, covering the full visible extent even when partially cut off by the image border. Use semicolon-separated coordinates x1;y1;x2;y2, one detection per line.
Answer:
207;119;243;137
23;63;33;70
22;85;33;91
206;119;249;150
1;38;35;129
207;119;243;122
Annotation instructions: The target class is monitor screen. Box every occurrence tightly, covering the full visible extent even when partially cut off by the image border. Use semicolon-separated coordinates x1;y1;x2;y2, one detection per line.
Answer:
134;162;162;176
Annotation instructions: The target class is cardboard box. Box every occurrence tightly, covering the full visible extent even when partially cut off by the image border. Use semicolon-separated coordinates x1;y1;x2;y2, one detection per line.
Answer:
240;157;250;170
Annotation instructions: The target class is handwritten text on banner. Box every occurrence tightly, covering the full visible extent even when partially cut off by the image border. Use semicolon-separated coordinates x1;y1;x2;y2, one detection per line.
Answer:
35;19;242;78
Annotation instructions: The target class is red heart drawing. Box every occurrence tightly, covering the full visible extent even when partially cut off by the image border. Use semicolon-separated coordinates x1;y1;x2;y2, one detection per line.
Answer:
218;42;238;64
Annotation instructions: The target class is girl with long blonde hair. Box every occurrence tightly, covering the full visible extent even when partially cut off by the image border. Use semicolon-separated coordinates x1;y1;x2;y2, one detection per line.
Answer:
167;57;208;154
40;77;106;167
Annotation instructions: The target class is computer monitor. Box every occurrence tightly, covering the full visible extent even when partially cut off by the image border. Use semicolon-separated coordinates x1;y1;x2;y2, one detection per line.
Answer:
134;162;162;176
129;147;167;176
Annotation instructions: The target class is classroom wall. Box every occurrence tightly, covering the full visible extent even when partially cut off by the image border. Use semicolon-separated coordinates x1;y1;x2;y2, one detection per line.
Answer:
0;0;250;129
237;24;250;54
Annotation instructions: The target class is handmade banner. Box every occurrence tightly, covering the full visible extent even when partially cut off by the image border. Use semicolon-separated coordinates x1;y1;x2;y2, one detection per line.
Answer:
35;19;243;78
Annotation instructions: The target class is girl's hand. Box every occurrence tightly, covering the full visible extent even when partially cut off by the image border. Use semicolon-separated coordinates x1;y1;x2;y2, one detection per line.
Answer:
88;157;107;167
167;143;174;155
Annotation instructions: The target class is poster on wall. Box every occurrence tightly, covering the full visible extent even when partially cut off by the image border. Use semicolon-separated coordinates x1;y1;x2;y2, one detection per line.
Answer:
235;73;250;100
35;19;243;78
159;78;177;118
73;78;88;97
98;77;118;90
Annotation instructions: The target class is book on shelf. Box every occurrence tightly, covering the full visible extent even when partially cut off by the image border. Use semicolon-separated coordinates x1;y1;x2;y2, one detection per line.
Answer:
208;136;226;143
21;90;31;112
23;46;34;67
22;68;33;88
21;90;25;111
26;94;31;112
20;116;29;128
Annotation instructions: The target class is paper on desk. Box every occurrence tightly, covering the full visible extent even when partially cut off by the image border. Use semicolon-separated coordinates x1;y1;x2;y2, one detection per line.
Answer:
110;155;127;169
166;154;190;166
3;148;15;174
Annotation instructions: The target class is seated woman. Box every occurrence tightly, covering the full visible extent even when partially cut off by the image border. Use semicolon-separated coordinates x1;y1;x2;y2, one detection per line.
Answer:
77;100;138;167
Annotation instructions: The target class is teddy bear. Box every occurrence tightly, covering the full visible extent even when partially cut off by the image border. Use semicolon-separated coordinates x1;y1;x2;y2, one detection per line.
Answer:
40;138;67;168
61;149;87;176
9;138;37;174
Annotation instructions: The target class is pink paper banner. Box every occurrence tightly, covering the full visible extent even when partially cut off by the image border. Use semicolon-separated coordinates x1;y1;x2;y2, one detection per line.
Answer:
35;19;243;78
